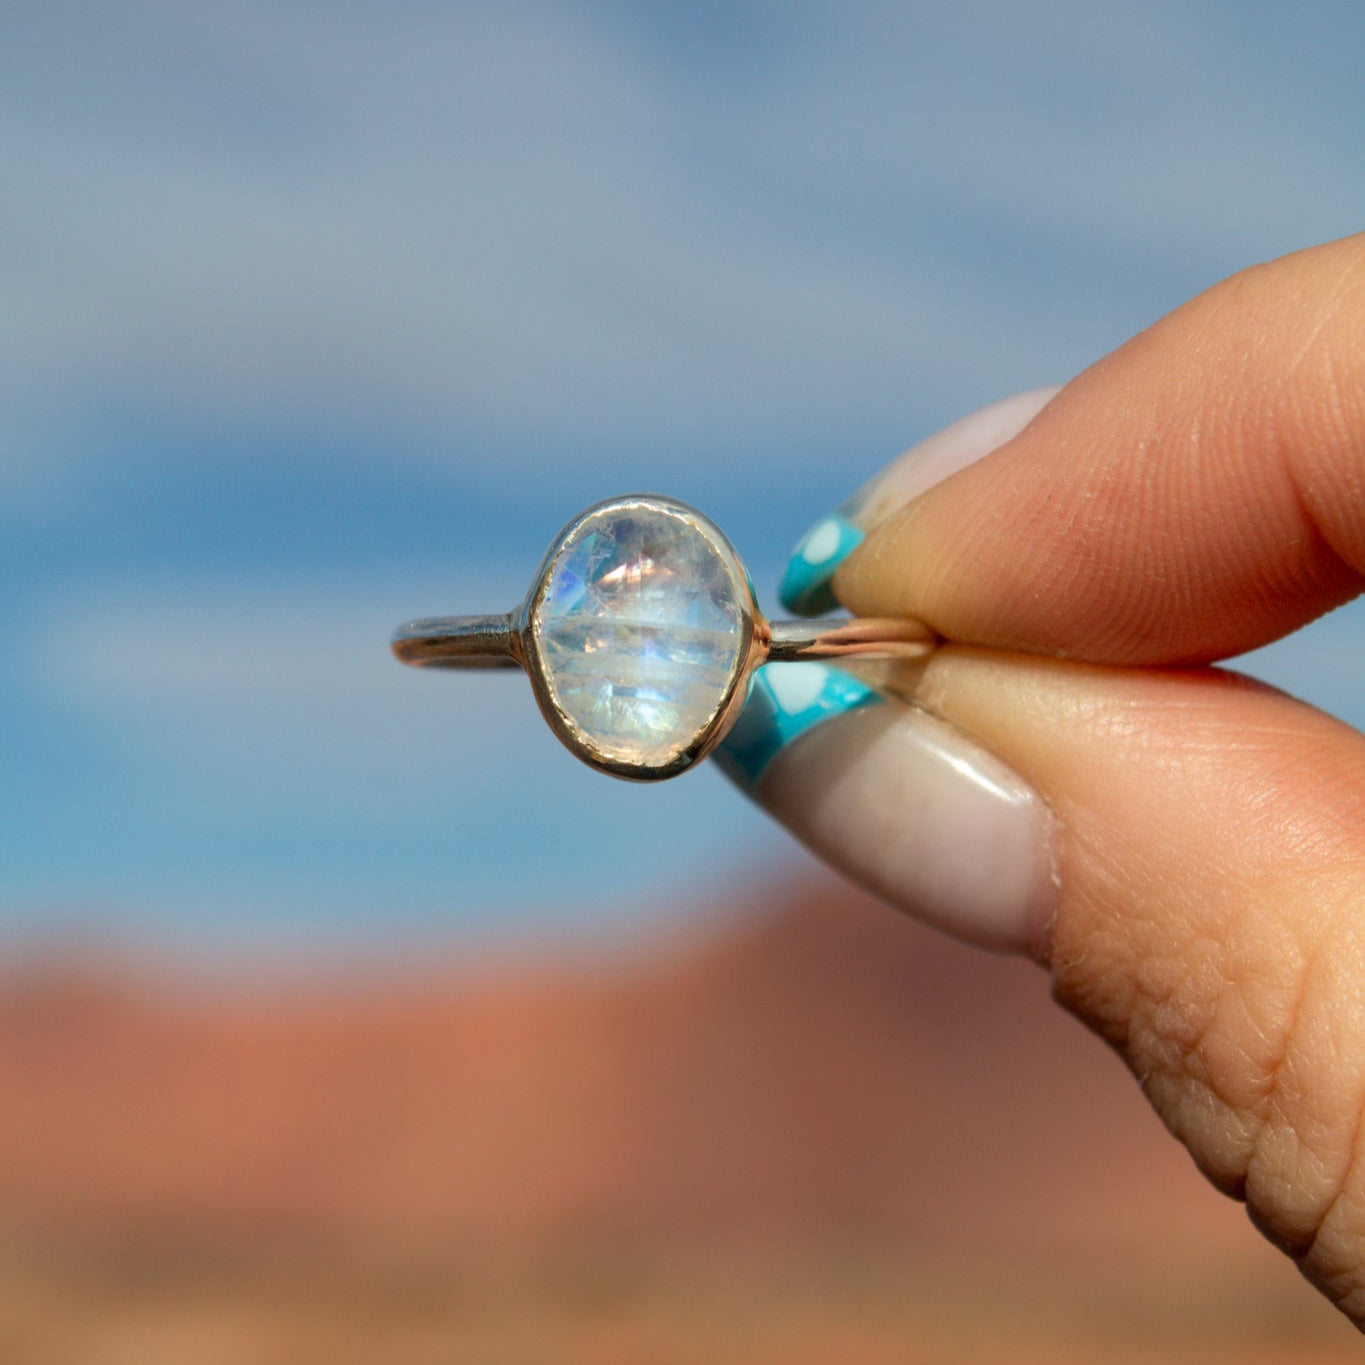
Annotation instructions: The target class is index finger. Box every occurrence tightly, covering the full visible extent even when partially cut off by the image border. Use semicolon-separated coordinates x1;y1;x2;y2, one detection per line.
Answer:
836;235;1365;664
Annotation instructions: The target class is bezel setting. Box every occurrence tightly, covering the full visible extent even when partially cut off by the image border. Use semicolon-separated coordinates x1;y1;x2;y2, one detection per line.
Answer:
519;495;761;781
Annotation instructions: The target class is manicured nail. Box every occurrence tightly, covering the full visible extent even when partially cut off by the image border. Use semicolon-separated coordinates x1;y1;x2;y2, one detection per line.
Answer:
778;513;865;617
715;662;881;791
721;688;1058;959
777;386;1061;618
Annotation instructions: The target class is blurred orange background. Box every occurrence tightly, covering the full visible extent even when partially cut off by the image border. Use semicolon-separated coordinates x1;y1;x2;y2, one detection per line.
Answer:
1;876;1357;1363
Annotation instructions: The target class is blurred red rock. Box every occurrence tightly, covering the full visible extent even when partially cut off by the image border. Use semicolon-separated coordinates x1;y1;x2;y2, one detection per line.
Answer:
0;878;1255;1255
0;877;1356;1361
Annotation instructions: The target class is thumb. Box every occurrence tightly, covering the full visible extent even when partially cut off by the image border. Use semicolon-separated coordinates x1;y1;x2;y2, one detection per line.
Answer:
720;643;1365;1318
892;647;1365;1324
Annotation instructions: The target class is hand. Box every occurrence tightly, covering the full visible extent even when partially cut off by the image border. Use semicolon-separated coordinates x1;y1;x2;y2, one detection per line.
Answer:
718;234;1365;1324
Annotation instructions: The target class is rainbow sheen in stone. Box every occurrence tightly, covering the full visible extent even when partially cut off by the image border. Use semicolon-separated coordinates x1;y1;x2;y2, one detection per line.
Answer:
532;504;746;769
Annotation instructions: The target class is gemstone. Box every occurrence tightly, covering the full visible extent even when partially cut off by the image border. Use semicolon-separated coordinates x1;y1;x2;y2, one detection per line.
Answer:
531;502;748;770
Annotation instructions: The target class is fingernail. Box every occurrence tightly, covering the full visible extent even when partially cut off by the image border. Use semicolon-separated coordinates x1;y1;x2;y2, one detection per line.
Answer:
778;514;864;616
777;386;1061;617
722;687;1059;959
715;662;882;791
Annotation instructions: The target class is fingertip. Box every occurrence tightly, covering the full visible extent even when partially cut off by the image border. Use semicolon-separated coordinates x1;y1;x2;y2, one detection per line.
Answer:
775;387;1060;619
717;664;1059;959
840;241;1365;662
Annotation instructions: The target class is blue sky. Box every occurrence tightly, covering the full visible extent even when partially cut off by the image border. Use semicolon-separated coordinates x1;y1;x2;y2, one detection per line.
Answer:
3;0;1364;953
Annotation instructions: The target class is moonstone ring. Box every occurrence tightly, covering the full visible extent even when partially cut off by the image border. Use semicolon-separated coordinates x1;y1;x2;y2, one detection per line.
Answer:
391;494;934;781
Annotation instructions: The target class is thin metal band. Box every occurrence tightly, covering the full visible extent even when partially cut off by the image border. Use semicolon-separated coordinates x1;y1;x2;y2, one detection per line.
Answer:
390;613;522;668
764;617;934;661
392;613;935;669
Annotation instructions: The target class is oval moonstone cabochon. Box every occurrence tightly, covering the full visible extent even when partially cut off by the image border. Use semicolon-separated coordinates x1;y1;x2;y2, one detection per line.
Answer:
530;500;749;773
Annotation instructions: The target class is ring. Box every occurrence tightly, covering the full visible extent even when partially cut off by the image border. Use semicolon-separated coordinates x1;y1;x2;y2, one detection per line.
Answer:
391;494;934;781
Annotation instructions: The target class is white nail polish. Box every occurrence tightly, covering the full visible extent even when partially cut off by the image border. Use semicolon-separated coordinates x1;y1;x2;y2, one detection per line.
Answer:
756;701;1058;959
799;516;844;565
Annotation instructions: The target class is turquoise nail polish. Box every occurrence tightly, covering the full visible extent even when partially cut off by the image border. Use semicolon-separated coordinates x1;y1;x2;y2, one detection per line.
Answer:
715;662;881;791
778;513;864;616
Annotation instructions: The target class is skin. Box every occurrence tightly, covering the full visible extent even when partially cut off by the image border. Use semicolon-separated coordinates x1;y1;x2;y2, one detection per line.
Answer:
834;235;1365;1323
